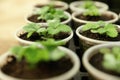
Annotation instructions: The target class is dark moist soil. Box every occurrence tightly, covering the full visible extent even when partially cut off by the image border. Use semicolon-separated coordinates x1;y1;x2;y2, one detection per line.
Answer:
28;14;66;23
35;4;63;8
80;30;120;41
76;14;114;21
19;32;70;41
90;53;120;77
2;55;73;79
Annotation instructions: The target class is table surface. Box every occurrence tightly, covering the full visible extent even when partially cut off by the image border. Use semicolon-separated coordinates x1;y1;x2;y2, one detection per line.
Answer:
0;0;49;54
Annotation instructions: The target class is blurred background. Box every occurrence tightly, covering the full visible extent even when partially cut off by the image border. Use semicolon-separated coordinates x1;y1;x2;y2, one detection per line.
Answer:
0;0;48;54
63;0;120;13
0;0;120;54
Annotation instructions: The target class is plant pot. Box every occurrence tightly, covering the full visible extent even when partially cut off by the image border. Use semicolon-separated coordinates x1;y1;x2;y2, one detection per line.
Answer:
70;1;109;13
26;11;72;26
15;25;73;46
33;0;69;11
83;43;120;80
0;46;80;80
76;25;120;52
72;11;119;29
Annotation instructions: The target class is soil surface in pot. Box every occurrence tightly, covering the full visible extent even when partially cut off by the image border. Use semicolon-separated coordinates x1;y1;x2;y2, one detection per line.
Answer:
2;55;73;79
35;4;63;8
76;14;114;21
19;32;70;41
90;53;120;77
80;30;120;41
28;14;66;23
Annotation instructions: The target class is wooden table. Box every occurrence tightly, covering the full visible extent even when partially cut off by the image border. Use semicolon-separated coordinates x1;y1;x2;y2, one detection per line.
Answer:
0;0;48;54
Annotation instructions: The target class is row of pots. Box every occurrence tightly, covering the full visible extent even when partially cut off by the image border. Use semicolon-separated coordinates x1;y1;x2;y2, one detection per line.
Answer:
32;0;109;12
0;0;120;80
25;0;119;27
0;1;80;80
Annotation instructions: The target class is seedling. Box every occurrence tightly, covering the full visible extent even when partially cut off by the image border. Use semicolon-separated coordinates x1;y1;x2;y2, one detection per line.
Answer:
35;5;68;21
80;0;100;16
82;21;118;38
82;0;94;9
83;6;100;16
100;47;120;73
23;20;71;39
11;39;65;68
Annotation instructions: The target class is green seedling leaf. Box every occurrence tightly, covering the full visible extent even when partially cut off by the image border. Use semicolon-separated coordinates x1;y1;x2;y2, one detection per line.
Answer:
83;7;100;16
11;39;66;69
100;48;111;54
10;46;24;61
23;23;40;32
37;27;47;34
40;39;65;47
105;24;118;38
102;54;116;70
112;47;120;57
48;20;60;28
91;28;106;34
82;22;99;31
36;5;68;21
47;20;71;35
23;23;40;38
82;1;94;9
82;21;118;38
51;49;65;61
36;6;49;15
23;20;71;40
100;46;120;73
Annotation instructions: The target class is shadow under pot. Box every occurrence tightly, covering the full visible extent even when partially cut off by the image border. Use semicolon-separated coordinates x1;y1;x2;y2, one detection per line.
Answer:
70;1;109;13
0;46;80;80
72;11;118;29
76;24;120;52
15;24;73;47
26;11;71;26
83;43;120;80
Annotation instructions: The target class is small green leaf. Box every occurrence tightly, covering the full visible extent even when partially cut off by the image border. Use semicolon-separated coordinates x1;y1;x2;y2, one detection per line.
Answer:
27;32;33;38
112;47;120;56
82;1;94;9
100;48;111;54
51;49;65;61
105;24;118;38
57;24;71;32
36;6;49;15
23;23;40;38
37;27;47;33
35;5;67;21
40;39;65;48
48;20;60;28
82;21;118;38
91;28;106;34
23;23;40;32
82;22;99;31
47;20;71;36
100;46;120;73
83;6;100;16
102;54;116;70
44;13;54;20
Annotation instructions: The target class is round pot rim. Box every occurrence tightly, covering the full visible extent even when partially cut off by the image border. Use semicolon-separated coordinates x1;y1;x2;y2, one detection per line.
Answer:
82;43;120;80
15;25;73;45
0;46;80;80
76;25;120;44
33;0;69;11
72;11;119;24
25;11;71;26
70;1;109;12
